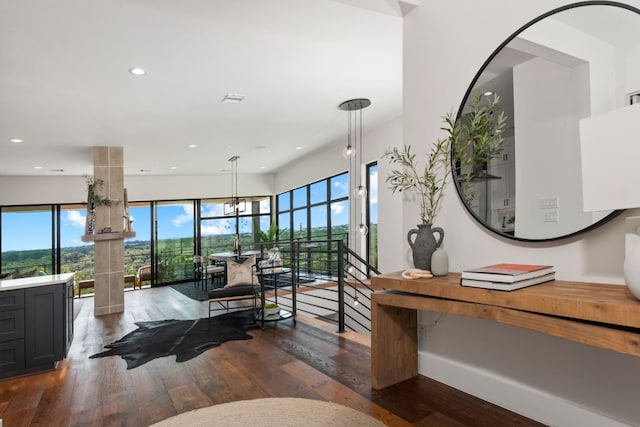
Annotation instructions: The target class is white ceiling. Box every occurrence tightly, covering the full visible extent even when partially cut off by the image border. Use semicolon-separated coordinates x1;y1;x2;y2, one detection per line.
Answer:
0;0;403;177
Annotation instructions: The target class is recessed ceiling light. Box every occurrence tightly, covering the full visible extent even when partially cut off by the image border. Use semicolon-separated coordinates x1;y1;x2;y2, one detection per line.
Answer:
222;93;246;104
259;166;266;170
129;67;146;76
33;166;43;170
10;138;23;143
295;146;302;150
483;91;494;96
170;166;177;170
188;144;198;148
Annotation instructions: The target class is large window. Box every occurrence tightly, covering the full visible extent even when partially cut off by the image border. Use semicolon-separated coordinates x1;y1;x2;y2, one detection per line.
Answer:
329;173;349;242
1;195;272;290
124;202;152;281
367;162;378;269
1;205;55;275
59;204;94;282
276;167;378;272
277;172;349;244
200;196;271;256
153;201;195;284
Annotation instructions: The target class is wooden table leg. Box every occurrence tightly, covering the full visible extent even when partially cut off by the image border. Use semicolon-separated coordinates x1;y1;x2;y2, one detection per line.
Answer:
371;293;418;390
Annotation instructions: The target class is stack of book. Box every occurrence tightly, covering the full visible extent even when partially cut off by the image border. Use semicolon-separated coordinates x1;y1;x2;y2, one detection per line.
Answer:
460;263;555;291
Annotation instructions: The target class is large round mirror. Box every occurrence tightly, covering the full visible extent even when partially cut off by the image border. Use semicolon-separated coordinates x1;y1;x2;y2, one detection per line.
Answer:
453;1;640;241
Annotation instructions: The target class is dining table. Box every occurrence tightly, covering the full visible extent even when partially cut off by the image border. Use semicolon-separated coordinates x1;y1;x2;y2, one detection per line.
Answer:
209;250;261;261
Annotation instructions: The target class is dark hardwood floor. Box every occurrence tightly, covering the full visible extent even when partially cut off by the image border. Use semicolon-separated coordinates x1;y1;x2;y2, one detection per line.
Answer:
0;286;546;426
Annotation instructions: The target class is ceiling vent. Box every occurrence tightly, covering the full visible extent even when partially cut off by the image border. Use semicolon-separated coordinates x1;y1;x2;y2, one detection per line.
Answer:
222;93;246;104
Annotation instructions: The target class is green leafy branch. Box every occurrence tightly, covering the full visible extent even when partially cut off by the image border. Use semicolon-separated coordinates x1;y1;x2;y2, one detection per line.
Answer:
84;174;120;210
383;137;452;225
256;221;285;249
452;93;507;202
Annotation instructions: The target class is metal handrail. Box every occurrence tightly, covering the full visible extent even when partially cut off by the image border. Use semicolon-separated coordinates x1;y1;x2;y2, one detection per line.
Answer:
253;238;377;334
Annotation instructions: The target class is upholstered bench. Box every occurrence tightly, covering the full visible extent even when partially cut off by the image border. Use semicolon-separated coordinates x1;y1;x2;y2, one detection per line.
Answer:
207;284;259;318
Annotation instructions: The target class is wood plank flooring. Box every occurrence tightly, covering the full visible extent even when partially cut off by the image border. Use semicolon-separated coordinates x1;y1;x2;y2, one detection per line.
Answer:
0;286;545;426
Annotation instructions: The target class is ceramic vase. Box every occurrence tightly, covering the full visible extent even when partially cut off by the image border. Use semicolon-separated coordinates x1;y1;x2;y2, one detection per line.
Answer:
407;223;444;271
86;209;96;235
431;248;449;276
623;245;640;300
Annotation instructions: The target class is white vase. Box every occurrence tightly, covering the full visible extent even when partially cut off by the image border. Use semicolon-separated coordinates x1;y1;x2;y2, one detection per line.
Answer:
431;248;449;276
623;245;640;300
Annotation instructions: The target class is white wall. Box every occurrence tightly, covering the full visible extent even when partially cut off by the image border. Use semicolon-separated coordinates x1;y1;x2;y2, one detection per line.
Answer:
405;1;640;425
0;174;274;206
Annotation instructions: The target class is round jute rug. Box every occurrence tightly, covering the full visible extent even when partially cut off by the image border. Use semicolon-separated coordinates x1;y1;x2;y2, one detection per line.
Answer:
150;397;387;427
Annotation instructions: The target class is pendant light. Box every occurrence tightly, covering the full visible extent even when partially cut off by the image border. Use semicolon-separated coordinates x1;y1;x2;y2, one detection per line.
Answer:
224;156;246;253
339;98;371;237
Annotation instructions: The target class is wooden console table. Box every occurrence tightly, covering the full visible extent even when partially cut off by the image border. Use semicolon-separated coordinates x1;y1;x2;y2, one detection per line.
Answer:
370;272;640;389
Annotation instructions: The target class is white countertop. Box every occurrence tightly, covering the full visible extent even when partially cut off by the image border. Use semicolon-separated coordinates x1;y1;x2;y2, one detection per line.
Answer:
0;272;76;291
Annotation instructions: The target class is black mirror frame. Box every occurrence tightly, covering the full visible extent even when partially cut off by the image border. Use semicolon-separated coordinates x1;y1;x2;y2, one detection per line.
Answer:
451;1;637;242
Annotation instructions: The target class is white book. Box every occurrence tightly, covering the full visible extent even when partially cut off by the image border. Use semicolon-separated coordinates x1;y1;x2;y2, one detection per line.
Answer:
460;272;556;291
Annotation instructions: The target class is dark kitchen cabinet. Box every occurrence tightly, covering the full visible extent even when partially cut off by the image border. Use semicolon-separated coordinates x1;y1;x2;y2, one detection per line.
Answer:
0;274;74;379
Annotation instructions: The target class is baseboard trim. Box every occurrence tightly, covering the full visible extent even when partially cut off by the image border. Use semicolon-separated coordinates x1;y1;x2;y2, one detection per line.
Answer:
418;351;629;427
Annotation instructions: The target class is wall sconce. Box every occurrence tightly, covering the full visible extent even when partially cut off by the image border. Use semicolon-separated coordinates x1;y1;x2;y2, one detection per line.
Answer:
580;102;640;299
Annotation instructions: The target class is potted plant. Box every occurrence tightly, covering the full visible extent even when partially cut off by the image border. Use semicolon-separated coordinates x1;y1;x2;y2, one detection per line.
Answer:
384;93;507;271
264;303;280;317
256;221;281;249
384;137;451;271
84;174;119;235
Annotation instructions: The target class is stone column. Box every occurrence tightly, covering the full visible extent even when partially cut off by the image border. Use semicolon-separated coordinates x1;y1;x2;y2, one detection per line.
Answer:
93;146;125;316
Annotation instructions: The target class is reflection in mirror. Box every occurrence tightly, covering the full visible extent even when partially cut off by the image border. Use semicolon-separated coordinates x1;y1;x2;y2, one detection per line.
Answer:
453;93;508;212
454;2;638;241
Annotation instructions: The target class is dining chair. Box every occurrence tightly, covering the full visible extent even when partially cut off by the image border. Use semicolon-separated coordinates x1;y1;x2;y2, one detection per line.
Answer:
193;255;205;288
205;257;226;288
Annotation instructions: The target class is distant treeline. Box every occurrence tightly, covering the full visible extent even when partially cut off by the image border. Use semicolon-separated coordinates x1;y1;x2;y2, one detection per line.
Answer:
0;223;371;283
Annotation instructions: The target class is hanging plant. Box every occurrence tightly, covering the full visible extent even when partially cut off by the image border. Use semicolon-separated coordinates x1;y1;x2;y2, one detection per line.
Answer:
84;174;120;210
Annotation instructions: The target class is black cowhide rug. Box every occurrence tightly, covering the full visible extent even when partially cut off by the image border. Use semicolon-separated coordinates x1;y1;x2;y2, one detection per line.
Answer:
90;309;258;369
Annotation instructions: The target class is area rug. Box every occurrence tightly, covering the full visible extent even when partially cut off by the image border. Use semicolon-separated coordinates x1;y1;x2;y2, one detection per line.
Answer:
89;309;257;369
150;397;386;427
169;281;210;301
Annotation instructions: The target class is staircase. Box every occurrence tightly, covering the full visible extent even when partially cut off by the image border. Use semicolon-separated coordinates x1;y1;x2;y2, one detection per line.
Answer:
254;239;379;334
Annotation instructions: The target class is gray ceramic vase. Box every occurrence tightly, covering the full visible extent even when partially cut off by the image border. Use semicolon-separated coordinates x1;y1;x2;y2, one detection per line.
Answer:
407;223;444;271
